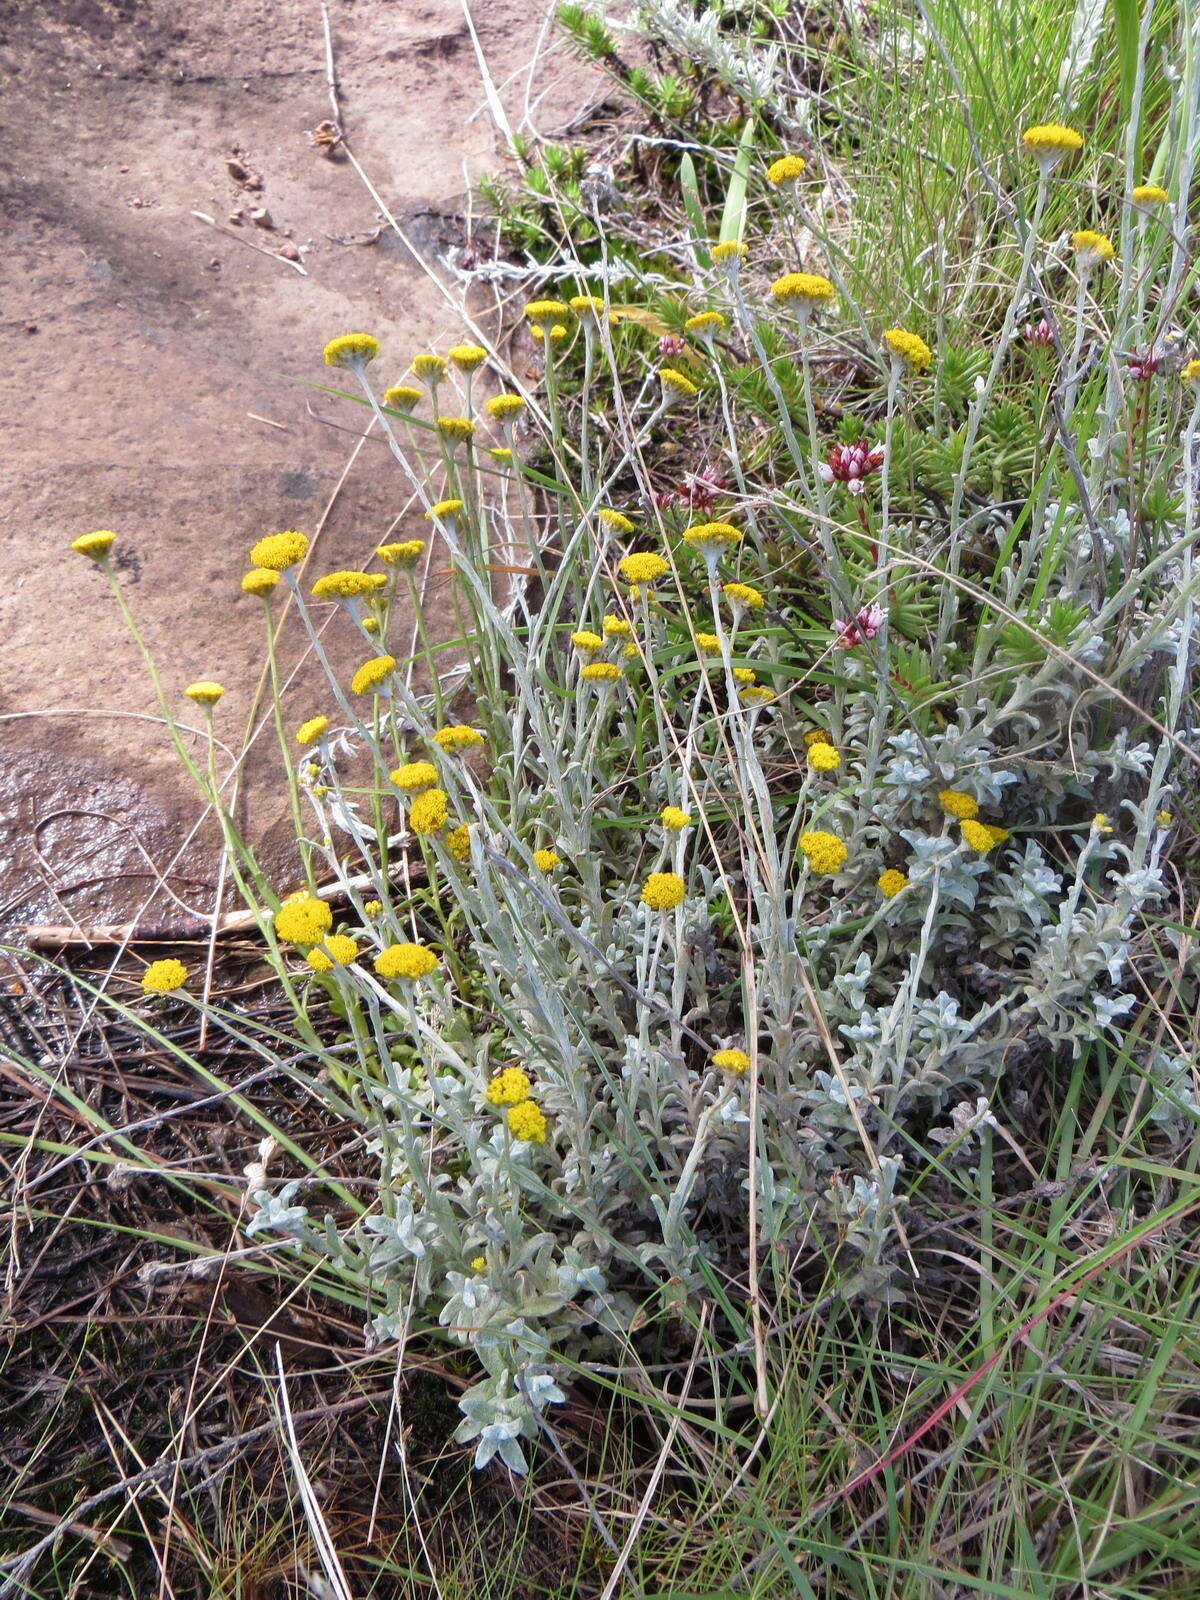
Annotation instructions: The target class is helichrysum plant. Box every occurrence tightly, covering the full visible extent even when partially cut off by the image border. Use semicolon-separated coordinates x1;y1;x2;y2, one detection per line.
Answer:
72;56;1200;1473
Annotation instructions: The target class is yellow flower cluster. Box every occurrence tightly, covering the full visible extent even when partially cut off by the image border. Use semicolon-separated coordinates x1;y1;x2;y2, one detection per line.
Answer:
448;343;486;370
599;509;635;534
523;298;570;321
602;614;632;638
141;958;189;994
619;552;670;585
307;934;359;972
807;742;840;773
323;333;379;368
446;823;473;862
1131;184;1168;206
661;805;692;831
391;760;439;792
484;393;525;420
712;1047;749;1074
71;530;116;560
507;1101;549;1143
641;871;685;911
437;416;475;441
412;353;447;381
961;820;1009;854
770;271;833;305
311;570;387;600
296;716;329;745
938;788;979;820
1184;359;1200;383
350;655;396;694
685;311;727;336
533;848;562;873
1021;124;1083;163
883;327;933;373
711;241;748;264
582;661;621;683
274;895;333;945
185;681;225;706
571;630;603;653
426;498;464;520
434;724;485;752
660;367;698;398
766;154;806;186
878;869;909;898
799;830;847;875
723;581;764;610
241;568;279;596
377;539;425;567
374;941;439;980
1071;229;1114;264
383;384;422;411
486;1066;532;1105
682;521;741;553
251;531;308;570
409;788;449;834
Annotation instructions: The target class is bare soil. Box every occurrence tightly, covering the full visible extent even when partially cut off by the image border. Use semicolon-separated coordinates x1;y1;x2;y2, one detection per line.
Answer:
0;0;598;933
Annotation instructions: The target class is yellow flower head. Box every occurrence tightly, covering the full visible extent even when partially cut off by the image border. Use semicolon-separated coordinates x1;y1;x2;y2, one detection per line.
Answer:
251;531;309;570
1071;229;1115;265
883;327;933;373
350;655;396;694
361;617;380;635
682;521;741;554
241;567;280;596
961;819;1008;854
711;240;748;264
1156;810;1173;826
185;681;225;706
569;293;606;316
446;823;473;863
532;322;568;345
471;1256;486;1272
490;447;515;466
141;958;189;994
1182;359;1200;384
1131;183;1169;206
412;353;447;381
740;685;774;706
436;415;475;441
659;367;698;399
383;384;422;411
938;788;979;820
695;632;721;654
533;848;562;874
619;552;670;585
732;667;756;685
311;570;387;601
1021;123;1083;165
296;716;330;745
685;311;728;336
723;580;765;610
274;895;333;945
306;934;359;972
70;530;116;561
712;1047;749;1074
323;333;379;368
374;941;439;980
602;614;632;638
1091;812;1113;834
408;788;449;834
571;630;603;653
376;539;425;567
523;298;571;321
364;900;382;916
770;271;833;305
807;742;840;772
390;760;439;793
486;1066;532;1106
448;343;487;371
581;661;622;683
506;1100;548;1143
484;393;526;420
766;154;806;186
803;729;830;747
640;871;686;911
799;830;848;875
599;508;636;534
661;805;692;831
426;499;464;521
433;724;485;753
878;868;909;898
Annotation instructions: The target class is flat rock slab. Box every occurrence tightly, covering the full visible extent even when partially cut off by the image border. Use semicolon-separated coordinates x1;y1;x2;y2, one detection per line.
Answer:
0;0;597;934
